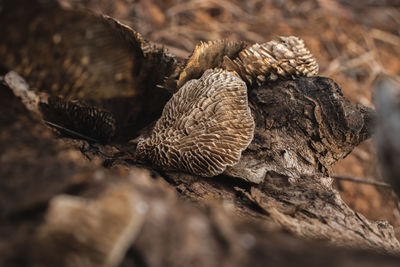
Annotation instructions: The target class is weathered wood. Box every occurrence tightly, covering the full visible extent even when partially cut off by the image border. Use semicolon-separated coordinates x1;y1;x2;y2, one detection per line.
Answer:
226;77;374;183
0;82;399;267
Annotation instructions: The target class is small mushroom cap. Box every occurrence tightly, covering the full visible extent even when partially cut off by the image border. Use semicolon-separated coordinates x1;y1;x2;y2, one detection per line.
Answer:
177;40;247;88
137;69;255;177
223;36;319;86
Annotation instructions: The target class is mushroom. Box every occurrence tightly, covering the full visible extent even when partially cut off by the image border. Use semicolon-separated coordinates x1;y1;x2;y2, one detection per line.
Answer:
136;69;255;177
40;96;117;142
177;40;247;88
223;36;319;86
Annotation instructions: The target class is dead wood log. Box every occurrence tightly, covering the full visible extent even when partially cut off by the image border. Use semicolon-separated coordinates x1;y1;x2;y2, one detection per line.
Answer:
1;71;400;267
159;77;394;253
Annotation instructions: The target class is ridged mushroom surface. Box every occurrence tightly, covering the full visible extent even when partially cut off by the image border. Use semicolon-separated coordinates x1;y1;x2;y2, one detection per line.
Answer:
40;96;117;142
136;69;255;177
223;36;319;86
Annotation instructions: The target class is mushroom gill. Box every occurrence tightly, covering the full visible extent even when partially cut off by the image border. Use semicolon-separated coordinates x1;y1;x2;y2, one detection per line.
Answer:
136;69;255;177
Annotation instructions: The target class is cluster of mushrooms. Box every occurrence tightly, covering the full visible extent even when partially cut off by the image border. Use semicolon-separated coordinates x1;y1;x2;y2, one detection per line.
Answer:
134;29;319;177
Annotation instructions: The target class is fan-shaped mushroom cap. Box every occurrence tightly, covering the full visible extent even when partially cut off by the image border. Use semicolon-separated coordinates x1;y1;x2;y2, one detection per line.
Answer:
177;40;247;88
136;69;255;177
223;36;319;86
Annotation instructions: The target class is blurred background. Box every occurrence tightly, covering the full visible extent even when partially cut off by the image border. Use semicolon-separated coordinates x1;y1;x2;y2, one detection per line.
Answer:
58;0;400;239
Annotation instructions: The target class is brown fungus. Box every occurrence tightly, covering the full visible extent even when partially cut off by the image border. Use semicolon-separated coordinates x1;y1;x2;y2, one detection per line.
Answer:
223;36;319;87
40;96;117;142
136;69;255;177
177;40;247;88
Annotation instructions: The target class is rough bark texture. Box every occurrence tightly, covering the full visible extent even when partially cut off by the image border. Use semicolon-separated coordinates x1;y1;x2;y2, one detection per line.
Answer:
1;1;400;266
226;76;374;183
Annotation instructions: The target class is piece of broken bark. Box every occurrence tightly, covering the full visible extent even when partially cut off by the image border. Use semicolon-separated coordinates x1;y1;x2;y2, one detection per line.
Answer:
0;0;177;99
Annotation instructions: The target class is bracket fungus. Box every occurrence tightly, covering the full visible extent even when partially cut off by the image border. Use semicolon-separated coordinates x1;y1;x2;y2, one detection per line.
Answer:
177;40;247;88
136;69;255;177
135;36;320;178
223;36;319;86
